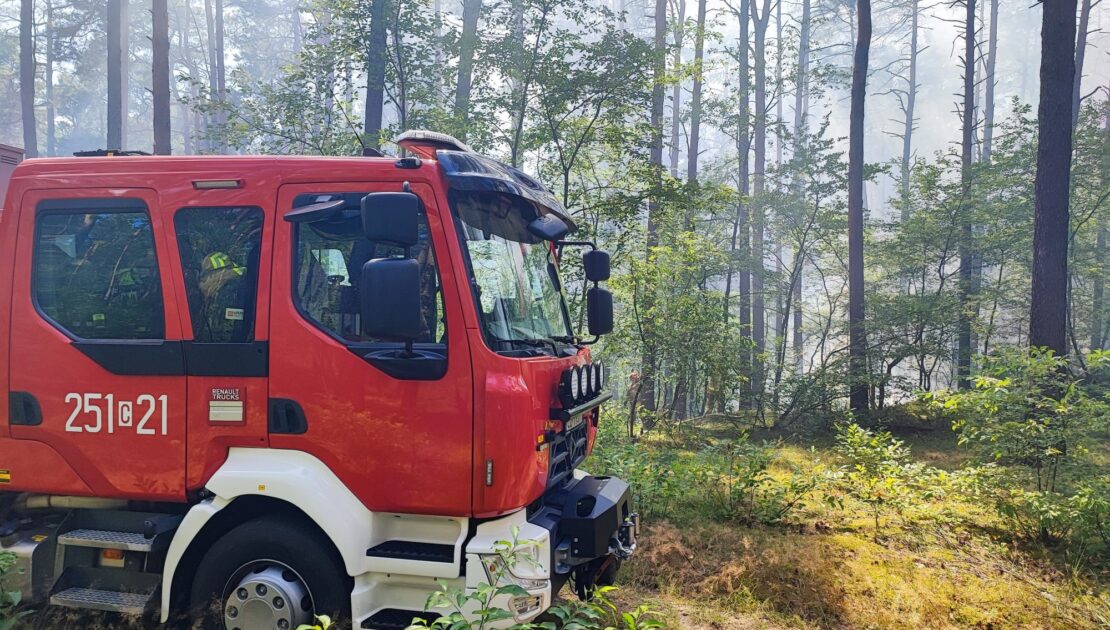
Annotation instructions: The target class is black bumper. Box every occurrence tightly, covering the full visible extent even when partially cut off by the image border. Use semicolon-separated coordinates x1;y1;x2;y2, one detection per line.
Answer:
528;474;639;575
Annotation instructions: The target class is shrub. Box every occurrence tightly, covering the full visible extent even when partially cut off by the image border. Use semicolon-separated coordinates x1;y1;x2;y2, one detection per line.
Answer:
701;435;821;524
933;347;1103;493
833;423;918;536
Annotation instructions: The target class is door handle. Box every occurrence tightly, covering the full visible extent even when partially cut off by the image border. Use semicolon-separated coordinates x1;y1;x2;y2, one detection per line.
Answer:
9;392;42;426
267;398;307;435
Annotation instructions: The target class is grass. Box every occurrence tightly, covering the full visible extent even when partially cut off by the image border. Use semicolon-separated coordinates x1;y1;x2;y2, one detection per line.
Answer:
600;425;1110;629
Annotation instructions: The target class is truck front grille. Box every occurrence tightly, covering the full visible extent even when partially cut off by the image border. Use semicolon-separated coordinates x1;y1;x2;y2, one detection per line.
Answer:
548;415;589;487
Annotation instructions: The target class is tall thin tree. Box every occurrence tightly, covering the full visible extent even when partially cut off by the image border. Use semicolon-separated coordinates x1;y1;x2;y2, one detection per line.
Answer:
152;0;171;155
687;0;706;183
107;0;125;150
19;0;37;158
981;0;997;161
454;0;482;135
749;0;773;398
641;0;669;415
847;0;871;414
1029;0;1078;355
668;0;685;177
1071;0;1092;129
364;0;389;150
791;0;811;369
723;0;753;405
956;0;976;389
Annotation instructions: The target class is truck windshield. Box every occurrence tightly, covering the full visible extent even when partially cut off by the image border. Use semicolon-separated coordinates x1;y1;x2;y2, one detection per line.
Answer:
451;191;574;354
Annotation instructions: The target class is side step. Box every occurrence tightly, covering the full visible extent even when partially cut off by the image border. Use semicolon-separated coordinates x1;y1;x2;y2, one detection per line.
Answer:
362;608;442;630
49;566;159;616
58;529;153;552
367;540;454;563
51;587;151;615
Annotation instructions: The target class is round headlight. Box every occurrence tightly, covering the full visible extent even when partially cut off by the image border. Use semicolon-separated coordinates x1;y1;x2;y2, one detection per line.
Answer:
560;370;576;406
569;368;582;401
575;366;587;401
585;364;595;398
595;362;605;391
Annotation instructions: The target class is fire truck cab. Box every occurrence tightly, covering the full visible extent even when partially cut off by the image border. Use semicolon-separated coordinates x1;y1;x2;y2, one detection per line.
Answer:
0;132;636;629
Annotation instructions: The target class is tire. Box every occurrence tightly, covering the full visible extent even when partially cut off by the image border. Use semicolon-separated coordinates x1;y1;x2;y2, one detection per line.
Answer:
188;515;352;630
571;555;621;601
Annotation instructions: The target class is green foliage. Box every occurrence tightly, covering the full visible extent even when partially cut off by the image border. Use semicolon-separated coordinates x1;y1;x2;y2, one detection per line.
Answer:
0;552;30;630
701;435;821;524
404;528;660;630
933;348;1102;493
296;614;333;630
832;423;917;536
592;414;820;525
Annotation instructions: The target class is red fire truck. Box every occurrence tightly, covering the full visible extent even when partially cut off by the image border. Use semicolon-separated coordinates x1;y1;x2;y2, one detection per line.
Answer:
0;132;636;629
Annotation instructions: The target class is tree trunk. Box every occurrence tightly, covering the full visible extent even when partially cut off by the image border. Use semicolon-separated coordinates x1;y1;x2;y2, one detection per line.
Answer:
957;0;976;389
204;0;216;151
44;0;54;156
723;0;752;405
509;3;550;168
981;0;997;161
364;0;389;150
750;0;771;399
641;0;669;415
453;0;482;135
1071;0;1091;128
214;0;225;152
687;0;706;183
19;0;37;158
847;0;871;415
1092;92;1109;351
107;0;124;150
792;0;809;370
899;0;919;213
152;0;171;155
669;0;685;178
1029;0;1078;355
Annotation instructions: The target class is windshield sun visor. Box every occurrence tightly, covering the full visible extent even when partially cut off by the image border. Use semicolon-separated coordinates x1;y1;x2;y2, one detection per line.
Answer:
436;150;577;235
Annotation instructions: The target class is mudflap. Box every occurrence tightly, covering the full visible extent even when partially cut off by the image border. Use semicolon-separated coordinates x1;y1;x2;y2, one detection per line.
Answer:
528;474;639;599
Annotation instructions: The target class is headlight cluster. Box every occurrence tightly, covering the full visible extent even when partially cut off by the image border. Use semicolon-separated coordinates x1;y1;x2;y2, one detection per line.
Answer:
559;362;606;408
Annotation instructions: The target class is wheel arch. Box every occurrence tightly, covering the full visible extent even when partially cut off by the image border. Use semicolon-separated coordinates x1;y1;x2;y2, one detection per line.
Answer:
160;448;373;622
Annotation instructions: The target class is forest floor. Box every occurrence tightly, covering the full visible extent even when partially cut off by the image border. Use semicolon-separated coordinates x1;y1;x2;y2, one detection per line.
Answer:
602;428;1110;629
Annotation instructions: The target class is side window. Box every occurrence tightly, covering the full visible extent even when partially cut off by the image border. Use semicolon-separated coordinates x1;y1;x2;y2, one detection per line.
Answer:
33;208;165;339
174;207;264;343
292;192;445;344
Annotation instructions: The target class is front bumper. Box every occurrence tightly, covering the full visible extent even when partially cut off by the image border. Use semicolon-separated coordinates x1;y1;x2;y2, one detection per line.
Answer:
528;472;638;575
461;473;636;626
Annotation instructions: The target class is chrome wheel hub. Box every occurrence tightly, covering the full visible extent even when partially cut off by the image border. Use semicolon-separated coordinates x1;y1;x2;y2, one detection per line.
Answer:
224;563;312;630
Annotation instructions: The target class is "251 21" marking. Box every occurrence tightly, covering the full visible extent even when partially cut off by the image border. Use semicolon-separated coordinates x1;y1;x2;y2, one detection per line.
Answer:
64;393;169;435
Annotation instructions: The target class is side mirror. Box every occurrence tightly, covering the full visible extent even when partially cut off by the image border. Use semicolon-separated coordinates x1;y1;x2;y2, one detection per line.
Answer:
361;192;421;247
360;258;422;341
586;287;614;336
583;250;610;282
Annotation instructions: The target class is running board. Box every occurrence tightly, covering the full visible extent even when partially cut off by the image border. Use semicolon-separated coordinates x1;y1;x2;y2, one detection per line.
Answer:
362;608;442;630
58;529;153;552
49;566;159;616
51;587;151;615
366;540;454;563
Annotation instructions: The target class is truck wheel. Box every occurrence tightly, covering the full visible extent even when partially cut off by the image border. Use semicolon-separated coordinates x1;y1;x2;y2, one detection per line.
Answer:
189;516;352;630
571;555;621;601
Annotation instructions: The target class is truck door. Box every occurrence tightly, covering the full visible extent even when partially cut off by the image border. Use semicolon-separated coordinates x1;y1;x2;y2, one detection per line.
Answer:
163;203;272;490
268;182;473;515
8;189;187;500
